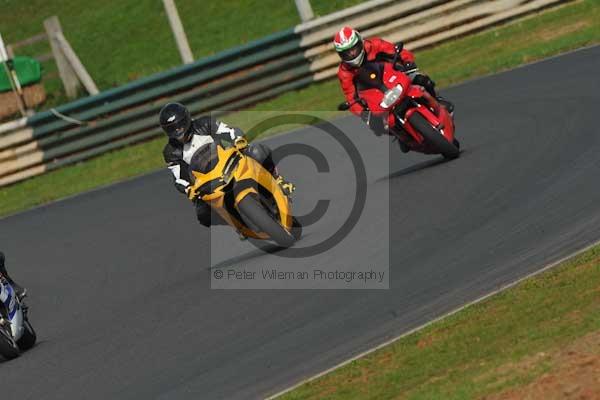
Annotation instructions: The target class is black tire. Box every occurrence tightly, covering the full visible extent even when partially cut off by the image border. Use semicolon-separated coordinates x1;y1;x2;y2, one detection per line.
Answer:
0;326;20;360
238;196;295;247
17;319;36;351
408;112;460;159
291;217;303;241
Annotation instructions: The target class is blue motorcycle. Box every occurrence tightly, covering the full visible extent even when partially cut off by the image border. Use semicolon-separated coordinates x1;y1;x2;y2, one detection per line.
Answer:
0;277;35;360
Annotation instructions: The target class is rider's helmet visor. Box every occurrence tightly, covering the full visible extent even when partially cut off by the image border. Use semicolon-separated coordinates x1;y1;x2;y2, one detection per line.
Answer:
340;41;364;62
163;118;191;142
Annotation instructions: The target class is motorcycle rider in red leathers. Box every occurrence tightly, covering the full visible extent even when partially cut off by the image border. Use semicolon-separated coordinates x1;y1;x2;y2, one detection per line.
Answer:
334;26;453;152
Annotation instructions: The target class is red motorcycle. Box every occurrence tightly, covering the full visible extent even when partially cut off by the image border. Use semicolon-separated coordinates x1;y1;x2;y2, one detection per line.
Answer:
340;46;460;159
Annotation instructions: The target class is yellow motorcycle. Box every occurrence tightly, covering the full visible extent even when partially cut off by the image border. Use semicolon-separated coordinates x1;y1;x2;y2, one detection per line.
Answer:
187;137;301;247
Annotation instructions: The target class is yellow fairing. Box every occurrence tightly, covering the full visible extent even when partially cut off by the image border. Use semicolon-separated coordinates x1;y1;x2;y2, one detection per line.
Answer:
187;144;292;239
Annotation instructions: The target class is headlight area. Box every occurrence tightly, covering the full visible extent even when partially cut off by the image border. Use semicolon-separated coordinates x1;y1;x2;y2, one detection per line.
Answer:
379;84;403;109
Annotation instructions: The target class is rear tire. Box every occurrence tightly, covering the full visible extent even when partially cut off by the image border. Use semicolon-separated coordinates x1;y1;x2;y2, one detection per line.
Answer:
17;319;36;351
238;196;295;248
0;326;20;360
408;112;459;159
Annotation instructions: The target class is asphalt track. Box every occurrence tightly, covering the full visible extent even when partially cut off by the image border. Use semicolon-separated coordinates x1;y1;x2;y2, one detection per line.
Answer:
1;46;599;399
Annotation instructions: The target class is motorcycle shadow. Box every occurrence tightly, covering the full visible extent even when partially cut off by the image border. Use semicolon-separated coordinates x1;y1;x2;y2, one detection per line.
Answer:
378;157;450;182
0;339;45;363
209;238;294;271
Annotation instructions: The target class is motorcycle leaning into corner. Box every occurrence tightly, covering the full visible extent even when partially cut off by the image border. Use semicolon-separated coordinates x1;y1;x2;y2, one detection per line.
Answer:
339;44;460;159
0;276;36;360
186;136;302;248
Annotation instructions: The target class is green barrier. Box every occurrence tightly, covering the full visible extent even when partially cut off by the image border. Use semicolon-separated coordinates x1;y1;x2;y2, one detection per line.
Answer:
34;52;309;150
26;28;299;126
0;56;42;92
44;76;314;170
30;39;305;140
41;65;314;161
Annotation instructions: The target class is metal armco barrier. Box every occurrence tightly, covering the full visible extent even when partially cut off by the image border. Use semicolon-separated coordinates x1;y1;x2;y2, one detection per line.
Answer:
0;0;568;187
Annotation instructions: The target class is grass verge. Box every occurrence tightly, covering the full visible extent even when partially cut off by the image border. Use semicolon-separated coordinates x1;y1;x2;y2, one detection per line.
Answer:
0;0;363;109
0;0;599;218
276;243;600;399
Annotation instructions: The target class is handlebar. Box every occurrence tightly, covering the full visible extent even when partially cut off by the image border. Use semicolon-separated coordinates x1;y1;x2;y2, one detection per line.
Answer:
338;98;369;112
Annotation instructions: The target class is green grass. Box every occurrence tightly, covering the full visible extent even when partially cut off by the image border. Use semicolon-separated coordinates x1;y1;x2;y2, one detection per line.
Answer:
0;0;599;218
277;244;600;399
0;0;365;109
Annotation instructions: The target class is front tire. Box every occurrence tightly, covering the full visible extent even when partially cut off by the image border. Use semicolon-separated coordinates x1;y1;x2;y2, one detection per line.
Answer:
0;326;20;360
17;319;36;351
408;112;459;159
291;217;303;241
238;196;295;247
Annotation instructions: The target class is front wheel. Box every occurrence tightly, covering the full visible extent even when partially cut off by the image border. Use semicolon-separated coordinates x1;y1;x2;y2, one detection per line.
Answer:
0;325;20;360
238;196;296;248
17;319;36;351
408;112;459;159
291;217;303;241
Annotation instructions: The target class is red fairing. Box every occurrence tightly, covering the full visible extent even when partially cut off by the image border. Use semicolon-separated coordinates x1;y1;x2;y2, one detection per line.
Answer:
360;72;412;116
338;38;415;116
352;59;456;152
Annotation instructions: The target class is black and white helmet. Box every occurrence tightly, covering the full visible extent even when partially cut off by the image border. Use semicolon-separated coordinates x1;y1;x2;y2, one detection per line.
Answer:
159;102;192;144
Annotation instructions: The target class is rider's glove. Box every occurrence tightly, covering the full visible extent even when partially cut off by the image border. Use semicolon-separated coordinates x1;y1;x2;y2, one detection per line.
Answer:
403;62;419;78
234;136;248;150
186;186;198;201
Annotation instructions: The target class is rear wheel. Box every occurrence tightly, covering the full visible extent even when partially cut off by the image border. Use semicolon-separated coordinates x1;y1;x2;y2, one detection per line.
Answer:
238;196;295;248
408;112;459;159
17;319;36;351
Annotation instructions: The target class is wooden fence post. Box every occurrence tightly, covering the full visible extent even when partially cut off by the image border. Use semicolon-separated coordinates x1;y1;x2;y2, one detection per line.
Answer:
163;0;194;64
295;0;315;22
54;32;99;95
44;16;80;98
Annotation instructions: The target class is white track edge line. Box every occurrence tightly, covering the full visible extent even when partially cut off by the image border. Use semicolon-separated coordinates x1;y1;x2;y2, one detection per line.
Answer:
264;237;600;399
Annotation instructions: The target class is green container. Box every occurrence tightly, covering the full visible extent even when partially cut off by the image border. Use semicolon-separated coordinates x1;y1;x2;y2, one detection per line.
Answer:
0;56;42;92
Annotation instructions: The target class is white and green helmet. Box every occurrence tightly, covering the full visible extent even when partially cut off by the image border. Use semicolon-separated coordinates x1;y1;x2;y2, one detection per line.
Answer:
333;26;365;67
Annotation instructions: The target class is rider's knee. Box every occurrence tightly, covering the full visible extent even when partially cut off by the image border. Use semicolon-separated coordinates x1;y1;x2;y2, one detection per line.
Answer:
246;143;271;163
247;143;275;173
412;74;436;97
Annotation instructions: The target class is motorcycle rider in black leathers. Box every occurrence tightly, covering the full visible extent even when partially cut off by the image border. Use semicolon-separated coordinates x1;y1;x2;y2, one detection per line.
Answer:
159;102;294;227
0;251;26;300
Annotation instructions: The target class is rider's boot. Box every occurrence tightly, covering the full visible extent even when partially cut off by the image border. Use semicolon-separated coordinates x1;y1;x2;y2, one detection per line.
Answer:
275;175;296;197
414;75;454;114
271;167;295;197
436;96;454;114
